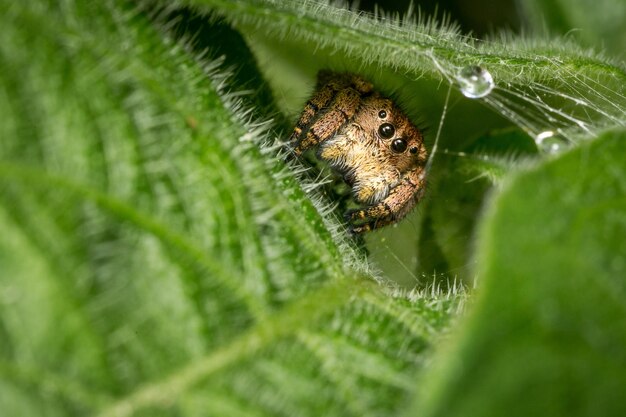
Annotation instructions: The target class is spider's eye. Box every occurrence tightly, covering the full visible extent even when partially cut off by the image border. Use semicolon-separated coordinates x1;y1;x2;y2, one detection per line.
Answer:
378;110;387;119
378;123;395;139
409;146;418;154
391;138;408;153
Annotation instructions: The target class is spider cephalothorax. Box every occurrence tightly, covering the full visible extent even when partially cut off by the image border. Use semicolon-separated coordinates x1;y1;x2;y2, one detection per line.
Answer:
288;70;427;234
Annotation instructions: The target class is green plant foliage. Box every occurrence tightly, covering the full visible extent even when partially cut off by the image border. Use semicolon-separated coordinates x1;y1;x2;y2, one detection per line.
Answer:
0;1;463;416
185;0;625;285
414;127;626;417
182;0;625;119
1;0;625;416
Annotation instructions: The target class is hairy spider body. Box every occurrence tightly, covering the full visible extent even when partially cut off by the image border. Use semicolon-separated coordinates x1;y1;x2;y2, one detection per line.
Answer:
289;71;427;234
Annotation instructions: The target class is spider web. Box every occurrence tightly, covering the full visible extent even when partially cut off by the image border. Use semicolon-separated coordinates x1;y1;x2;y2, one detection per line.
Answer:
370;45;626;287
428;49;626;154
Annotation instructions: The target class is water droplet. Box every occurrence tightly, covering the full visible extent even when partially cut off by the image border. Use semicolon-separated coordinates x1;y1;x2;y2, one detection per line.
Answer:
457;65;495;98
535;131;569;154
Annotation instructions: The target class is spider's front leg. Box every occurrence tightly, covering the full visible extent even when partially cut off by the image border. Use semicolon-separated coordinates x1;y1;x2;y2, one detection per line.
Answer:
290;88;362;156
346;167;426;234
289;72;373;156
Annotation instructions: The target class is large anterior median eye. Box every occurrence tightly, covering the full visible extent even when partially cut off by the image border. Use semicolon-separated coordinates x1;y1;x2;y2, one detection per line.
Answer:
391;138;408;153
378;122;395;139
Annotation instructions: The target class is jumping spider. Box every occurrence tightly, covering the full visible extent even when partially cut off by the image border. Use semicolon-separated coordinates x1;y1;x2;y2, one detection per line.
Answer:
288;70;427;234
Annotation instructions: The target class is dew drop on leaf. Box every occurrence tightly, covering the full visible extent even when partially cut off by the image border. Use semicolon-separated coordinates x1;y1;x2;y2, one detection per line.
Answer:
535;130;569;154
457;65;495;98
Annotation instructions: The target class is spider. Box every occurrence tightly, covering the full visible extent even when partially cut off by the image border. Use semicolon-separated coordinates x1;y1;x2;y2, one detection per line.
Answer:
288;70;428;234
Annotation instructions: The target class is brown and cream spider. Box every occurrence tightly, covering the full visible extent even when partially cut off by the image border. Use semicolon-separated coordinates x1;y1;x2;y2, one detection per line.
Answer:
288;70;428;234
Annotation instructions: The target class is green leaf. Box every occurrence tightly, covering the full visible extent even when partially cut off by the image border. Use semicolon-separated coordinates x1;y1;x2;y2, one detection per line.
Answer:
186;0;626;138
0;1;464;416
413;128;626;417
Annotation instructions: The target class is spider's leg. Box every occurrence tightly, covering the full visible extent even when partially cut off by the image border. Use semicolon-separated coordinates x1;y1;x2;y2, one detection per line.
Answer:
292;87;362;155
346;167;425;234
289;81;340;144
349;217;396;234
289;72;374;151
